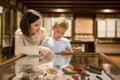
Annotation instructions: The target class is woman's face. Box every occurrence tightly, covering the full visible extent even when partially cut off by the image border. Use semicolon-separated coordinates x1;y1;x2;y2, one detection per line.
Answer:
53;26;67;40
29;19;41;35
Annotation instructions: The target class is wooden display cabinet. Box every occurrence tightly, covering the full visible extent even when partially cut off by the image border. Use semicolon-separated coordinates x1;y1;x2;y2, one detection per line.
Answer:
71;16;95;52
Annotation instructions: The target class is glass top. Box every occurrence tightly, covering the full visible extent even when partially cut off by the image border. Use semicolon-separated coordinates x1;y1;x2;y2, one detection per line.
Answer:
0;53;120;80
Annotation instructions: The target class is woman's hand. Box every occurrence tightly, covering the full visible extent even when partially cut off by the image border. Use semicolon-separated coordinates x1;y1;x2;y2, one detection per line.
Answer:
39;46;55;56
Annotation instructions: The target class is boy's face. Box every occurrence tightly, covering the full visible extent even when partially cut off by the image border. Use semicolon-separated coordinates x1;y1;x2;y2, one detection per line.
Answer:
52;26;67;40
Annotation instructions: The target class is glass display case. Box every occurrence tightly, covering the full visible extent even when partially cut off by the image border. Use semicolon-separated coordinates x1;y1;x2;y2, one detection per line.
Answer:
0;53;120;80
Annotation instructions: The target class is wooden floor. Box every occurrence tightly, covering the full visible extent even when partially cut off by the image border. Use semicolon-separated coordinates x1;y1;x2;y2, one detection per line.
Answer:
106;54;120;66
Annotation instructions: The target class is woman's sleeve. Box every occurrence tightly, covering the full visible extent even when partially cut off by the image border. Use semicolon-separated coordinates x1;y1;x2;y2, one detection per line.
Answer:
15;32;40;56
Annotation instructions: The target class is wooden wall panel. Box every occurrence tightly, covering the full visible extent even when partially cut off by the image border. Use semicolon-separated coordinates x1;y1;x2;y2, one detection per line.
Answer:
75;17;93;34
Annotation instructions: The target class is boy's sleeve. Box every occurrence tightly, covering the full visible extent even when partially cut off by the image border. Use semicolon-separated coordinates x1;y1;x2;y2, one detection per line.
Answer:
66;40;72;49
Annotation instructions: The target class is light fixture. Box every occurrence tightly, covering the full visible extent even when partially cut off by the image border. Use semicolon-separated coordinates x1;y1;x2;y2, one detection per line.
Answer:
100;9;116;13
51;9;68;12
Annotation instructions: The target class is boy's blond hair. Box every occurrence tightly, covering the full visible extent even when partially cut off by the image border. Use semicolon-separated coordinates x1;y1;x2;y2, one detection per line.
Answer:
53;17;68;29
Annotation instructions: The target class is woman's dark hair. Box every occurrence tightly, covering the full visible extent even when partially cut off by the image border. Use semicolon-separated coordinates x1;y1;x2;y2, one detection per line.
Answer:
20;10;42;36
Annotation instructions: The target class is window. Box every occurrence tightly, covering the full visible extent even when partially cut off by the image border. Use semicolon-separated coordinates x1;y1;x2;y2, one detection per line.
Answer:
97;19;120;38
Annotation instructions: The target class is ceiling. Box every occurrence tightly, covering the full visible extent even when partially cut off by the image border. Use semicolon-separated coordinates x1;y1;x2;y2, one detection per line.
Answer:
19;0;120;14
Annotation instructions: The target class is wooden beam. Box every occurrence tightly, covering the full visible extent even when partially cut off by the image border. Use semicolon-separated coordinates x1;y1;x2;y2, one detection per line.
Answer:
27;4;120;9
0;0;12;10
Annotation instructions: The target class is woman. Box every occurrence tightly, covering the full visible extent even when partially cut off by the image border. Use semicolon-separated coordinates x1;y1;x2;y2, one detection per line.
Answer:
15;9;54;56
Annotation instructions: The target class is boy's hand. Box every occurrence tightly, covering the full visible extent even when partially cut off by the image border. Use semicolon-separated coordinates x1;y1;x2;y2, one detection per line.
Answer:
61;50;71;57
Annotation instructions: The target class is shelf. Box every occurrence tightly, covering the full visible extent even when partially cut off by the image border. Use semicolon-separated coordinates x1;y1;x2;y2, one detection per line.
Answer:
97;38;120;44
71;39;94;43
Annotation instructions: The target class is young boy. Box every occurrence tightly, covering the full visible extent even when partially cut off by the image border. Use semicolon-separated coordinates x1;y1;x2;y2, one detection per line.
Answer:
41;17;73;68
